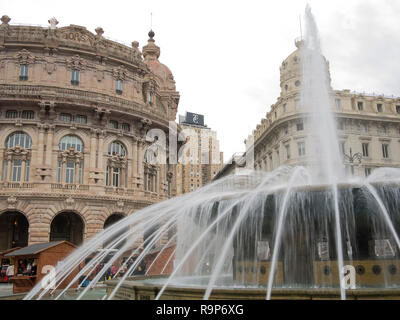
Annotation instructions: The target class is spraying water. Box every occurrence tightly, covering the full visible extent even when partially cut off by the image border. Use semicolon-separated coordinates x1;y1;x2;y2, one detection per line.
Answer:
24;6;400;300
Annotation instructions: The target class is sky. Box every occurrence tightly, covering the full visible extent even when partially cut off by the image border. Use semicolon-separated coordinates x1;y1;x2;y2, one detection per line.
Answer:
1;0;400;161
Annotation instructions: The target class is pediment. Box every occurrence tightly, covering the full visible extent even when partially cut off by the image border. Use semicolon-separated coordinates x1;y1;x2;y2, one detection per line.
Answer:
58;25;96;47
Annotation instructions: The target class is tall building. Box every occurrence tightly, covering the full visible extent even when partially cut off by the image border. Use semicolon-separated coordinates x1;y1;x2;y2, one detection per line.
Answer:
176;112;223;194
0;15;180;251
249;39;400;177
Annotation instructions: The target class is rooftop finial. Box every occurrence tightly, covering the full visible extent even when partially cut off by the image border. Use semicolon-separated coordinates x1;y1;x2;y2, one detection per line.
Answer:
48;17;58;30
148;29;155;39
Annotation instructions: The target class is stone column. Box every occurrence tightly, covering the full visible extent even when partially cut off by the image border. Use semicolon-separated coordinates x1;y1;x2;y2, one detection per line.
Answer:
61;159;65;184
6;156;12;181
75;160;80;184
89;129;97;170
45;126;54;166
131;138;138;187
36;124;45;166
97;131;105;171
21;158;27;183
137;140;145;189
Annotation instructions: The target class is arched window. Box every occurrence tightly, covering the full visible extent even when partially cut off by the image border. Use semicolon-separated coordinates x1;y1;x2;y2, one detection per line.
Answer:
106;141;127;187
57;135;84;184
59;135;84;152
3;132;32;182
108;141;126;156
6;132;32;149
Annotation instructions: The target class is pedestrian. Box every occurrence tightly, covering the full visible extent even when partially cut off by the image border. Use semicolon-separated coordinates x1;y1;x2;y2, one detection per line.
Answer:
6;264;14;284
111;264;117;278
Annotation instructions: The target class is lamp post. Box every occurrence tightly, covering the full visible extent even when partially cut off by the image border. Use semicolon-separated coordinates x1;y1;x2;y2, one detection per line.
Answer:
343;148;362;175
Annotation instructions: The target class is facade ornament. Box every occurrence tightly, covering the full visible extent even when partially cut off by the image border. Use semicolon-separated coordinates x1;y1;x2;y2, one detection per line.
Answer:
15;49;35;65
7;196;17;209
116;201;124;208
45;56;57;74
95;27;104;37
58;147;83;163
112;65;127;80
139;118;152;136
48;17;59;30
66;54;87;70
0;15;10;26
131;41;143;60
65;197;75;208
108;154;127;168
5;145;30;161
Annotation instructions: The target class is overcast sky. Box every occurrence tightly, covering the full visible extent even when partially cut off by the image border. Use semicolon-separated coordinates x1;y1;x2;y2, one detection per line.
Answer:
1;0;400;161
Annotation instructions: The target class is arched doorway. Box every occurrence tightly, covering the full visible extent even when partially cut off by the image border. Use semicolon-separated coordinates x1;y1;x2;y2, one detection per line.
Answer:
0;211;29;251
50;212;84;246
103;213;127;249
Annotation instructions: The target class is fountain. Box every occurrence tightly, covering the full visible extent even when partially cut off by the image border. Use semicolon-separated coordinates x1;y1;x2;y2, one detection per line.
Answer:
24;5;400;300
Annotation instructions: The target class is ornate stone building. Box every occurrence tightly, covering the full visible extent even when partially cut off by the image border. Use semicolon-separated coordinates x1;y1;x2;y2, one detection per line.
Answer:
249;39;400;176
0;15;180;251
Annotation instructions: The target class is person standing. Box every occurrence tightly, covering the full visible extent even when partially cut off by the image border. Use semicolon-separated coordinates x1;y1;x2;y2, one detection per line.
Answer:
6;264;14;284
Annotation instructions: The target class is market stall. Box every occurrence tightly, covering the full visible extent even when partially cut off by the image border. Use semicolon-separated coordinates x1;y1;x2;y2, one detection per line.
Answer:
5;241;79;294
0;247;21;283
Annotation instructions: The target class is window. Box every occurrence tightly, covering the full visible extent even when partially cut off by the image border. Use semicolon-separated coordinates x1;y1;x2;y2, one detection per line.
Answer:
59;113;72;122
365;168;372;177
19;65;28;81
11;159;22;182
296;121;304;131
65;161;75;184
377;104;383;113
295;99;301;109
108;141;126;156
283;103;287;113
285;145;291;160
149;91;154;105
360;123;368;133
75;115;87;124
335;99;341;110
59;135;84;152
298;142;306;157
109;120;118;129
112;167;120;187
396;106;400;114
357;101;363;111
338;120;344;131
71;69;80;86
284;124;288;135
6;110;18;119
21;110;34;119
6;132;32;149
295;80;301;87
121;123;130;132
362;143;369;157
116;80;123;95
382;144;389;159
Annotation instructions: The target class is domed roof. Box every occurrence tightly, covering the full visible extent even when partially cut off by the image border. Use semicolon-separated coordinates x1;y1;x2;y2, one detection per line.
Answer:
142;30;175;88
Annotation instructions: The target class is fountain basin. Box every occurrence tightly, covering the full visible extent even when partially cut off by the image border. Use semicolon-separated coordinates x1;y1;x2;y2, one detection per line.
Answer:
105;276;400;300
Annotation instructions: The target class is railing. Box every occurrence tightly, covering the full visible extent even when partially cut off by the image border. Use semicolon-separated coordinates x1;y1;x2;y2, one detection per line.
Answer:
0;182;35;189
350;91;400;99
51;183;89;190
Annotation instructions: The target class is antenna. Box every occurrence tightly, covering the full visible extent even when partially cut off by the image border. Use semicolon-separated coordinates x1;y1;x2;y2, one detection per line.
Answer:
150;12;153;30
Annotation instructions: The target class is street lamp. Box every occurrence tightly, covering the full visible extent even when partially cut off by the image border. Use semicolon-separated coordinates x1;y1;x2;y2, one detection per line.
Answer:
343;148;362;175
